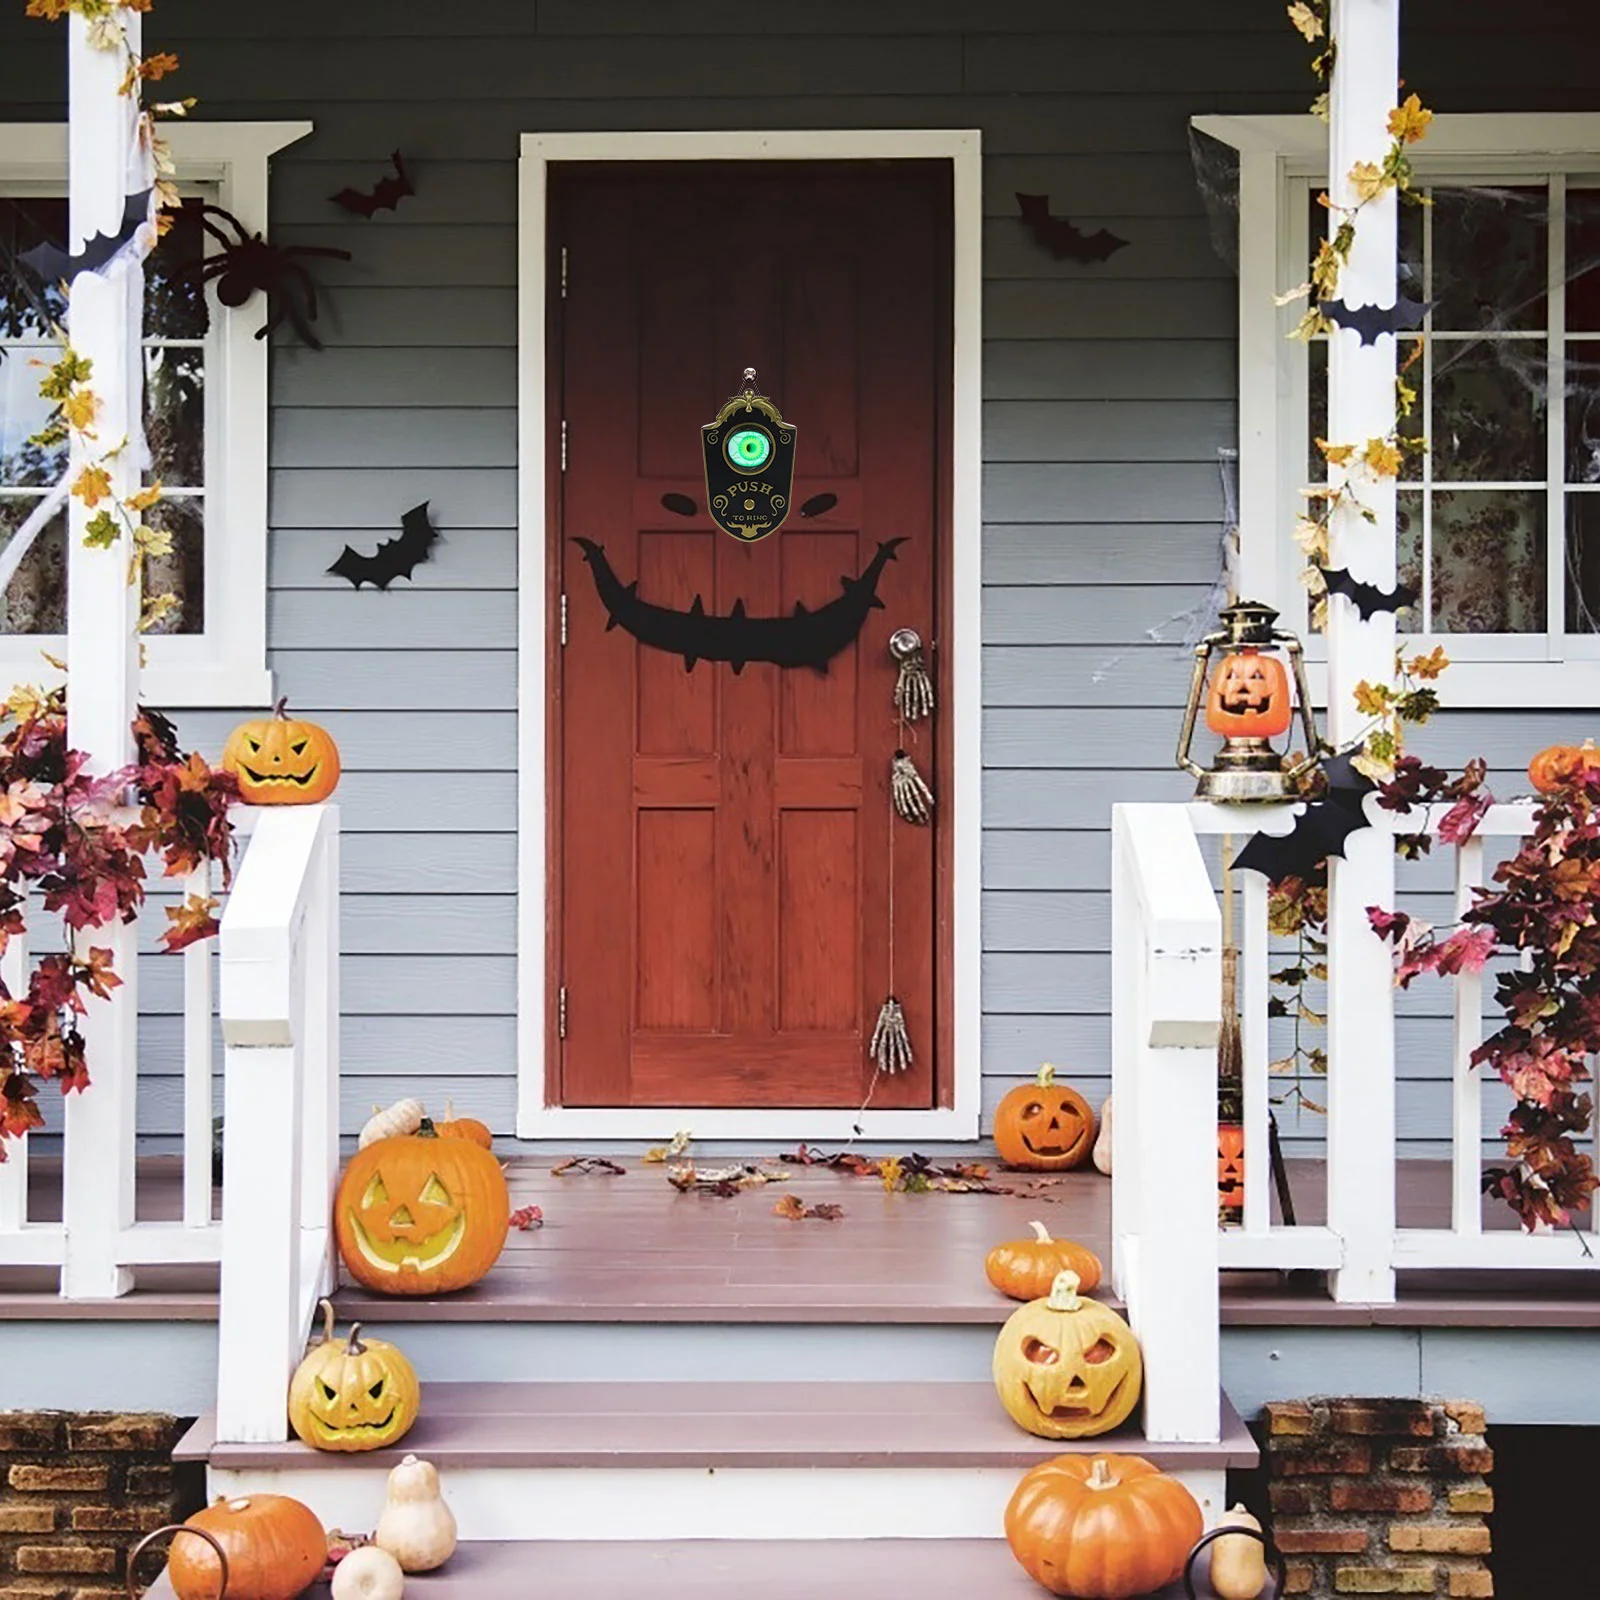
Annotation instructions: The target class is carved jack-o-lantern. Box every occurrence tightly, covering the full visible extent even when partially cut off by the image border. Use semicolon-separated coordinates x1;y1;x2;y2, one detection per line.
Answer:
993;1270;1143;1440
1205;647;1292;741
994;1064;1096;1171
222;698;341;805
1218;1123;1245;1221
334;1120;510;1295
288;1298;421;1452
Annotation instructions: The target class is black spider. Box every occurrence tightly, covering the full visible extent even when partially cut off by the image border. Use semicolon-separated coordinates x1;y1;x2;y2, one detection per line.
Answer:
184;204;351;350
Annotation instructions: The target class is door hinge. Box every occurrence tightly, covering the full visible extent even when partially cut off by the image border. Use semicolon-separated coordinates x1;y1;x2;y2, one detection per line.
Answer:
559;245;568;299
560;417;568;472
558;985;568;1039
559;592;568;647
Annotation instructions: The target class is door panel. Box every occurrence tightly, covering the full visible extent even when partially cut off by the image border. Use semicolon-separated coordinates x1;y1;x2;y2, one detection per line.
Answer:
553;161;950;1110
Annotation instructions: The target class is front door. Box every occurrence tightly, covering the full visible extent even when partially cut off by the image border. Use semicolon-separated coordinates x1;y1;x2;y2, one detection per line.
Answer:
551;160;950;1111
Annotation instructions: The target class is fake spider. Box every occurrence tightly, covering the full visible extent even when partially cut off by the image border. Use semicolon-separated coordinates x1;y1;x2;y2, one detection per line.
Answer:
184;204;351;350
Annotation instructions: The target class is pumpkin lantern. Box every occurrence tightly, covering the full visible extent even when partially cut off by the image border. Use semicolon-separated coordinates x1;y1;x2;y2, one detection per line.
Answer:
993;1064;1096;1171
993;1270;1143;1440
335;1119;511;1295
1217;1123;1245;1223
222;698;341;805
288;1298;421;1452
1177;600;1321;803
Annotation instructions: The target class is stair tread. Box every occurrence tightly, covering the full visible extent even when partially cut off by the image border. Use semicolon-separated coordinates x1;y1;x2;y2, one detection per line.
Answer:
141;1540;1220;1598
176;1380;1256;1470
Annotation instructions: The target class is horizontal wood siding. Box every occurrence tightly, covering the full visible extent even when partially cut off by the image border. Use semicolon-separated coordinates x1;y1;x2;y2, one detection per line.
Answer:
0;0;1596;1157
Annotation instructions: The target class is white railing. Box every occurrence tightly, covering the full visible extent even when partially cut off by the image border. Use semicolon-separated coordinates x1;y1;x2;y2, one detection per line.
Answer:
215;803;340;1443
1110;804;1222;1444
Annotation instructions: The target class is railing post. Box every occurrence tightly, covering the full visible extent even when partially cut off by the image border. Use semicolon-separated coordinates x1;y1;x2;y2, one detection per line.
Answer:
298;811;339;1294
0;930;29;1234
183;862;216;1230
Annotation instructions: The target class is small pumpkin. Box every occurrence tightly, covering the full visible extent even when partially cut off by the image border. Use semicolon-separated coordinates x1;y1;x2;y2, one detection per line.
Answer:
166;1495;326;1600
1218;1123;1245;1221
331;1546;405;1600
1206;1504;1270;1600
335;1119;510;1296
374;1454;457;1573
1528;738;1600;795
1205;646;1292;740
222;698;341;805
288;1298;421;1453
359;1099;426;1150
1005;1453;1203;1600
994;1064;1096;1171
993;1270;1142;1440
986;1220;1103;1301
435;1100;492;1149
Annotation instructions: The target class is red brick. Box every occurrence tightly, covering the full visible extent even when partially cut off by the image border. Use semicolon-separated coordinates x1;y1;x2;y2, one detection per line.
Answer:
1442;1401;1487;1437
1333;1567;1439;1594
1274;1443;1373;1476
1267;1400;1318;1436
64;1417;176;1454
1270;1481;1323;1514
1277;1528;1370;1555
7;1468;109;1494
0;1584;75;1600
1389;1525;1491;1555
0;1506;57;1533
1389;1445;1494;1475
14;1548;117;1577
68;1506;173;1535
1329;1481;1433;1513
1284;1560;1316;1596
1328;1400;1438;1438
0;1417;64;1453
1447;1486;1493;1514
122;1466;173;1498
1447;1574;1494;1598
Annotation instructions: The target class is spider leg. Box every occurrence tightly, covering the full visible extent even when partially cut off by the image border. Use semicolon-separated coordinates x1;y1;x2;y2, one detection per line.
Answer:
194;208;246;252
273;260;326;351
254;292;287;344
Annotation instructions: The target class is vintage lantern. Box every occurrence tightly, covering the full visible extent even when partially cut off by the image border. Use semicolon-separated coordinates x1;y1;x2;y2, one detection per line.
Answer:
1176;601;1321;803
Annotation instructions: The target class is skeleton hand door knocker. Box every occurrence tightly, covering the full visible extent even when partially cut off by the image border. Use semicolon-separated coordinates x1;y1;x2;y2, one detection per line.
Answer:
890;627;934;722
891;749;935;825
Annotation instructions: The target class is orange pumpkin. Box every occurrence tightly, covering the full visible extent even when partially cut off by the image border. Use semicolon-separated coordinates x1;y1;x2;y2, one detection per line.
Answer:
1218;1123;1245;1221
1005;1453;1203;1599
994;1065;1096;1171
1205;647;1292;740
986;1220;1103;1300
1528;739;1600;795
166;1495;326;1600
222;699;341;805
335;1119;510;1295
435;1100;493;1150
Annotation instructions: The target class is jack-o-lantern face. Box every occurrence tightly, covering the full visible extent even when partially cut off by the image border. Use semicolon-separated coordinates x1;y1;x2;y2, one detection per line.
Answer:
1218;1124;1245;1218
993;1271;1143;1441
994;1065;1097;1171
222;698;341;805
288;1299;420;1452
334;1121;510;1295
1205;647;1293;741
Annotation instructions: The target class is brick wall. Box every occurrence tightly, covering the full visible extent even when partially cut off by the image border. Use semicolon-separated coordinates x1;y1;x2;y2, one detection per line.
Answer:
0;1414;202;1600
1265;1399;1494;1598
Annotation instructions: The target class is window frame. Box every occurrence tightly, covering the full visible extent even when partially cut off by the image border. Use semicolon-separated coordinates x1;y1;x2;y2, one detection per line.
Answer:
0;120;311;706
1194;112;1600;710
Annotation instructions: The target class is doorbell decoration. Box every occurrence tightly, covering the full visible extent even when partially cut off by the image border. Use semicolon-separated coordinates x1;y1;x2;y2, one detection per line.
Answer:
702;368;797;542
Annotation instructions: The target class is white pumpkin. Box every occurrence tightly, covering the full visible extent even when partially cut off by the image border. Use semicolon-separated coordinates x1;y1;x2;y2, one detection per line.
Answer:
358;1098;425;1149
331;1546;405;1600
1209;1503;1268;1600
374;1454;457;1573
1092;1096;1113;1175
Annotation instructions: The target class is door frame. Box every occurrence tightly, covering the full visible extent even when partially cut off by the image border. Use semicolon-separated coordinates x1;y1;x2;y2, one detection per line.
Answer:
516;128;982;1140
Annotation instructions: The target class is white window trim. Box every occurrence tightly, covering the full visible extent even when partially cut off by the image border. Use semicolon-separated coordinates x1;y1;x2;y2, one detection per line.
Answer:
0;120;311;707
1194;112;1600;709
515;128;983;1142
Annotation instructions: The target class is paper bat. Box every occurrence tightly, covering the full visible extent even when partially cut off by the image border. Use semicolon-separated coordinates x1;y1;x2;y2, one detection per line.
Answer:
1015;193;1129;264
327;501;440;589
1317;565;1418;620
1321;295;1430;345
1233;751;1375;881
19;189;152;284
330;151;414;218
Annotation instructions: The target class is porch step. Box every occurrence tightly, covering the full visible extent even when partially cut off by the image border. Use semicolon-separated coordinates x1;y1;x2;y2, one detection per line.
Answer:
175;1381;1254;1541
139;1538;1223;1599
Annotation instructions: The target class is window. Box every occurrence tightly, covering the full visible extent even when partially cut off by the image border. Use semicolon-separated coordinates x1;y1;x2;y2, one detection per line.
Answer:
0;122;310;705
1195;113;1600;707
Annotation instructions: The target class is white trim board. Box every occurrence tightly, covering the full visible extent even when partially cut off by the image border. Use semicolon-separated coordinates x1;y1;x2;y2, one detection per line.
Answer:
514;129;983;1142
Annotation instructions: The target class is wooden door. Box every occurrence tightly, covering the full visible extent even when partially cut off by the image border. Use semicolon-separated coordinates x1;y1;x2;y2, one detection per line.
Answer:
551;161;950;1110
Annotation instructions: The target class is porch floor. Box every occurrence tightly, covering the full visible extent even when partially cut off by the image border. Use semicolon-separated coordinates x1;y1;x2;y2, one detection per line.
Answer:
3;1155;1598;1327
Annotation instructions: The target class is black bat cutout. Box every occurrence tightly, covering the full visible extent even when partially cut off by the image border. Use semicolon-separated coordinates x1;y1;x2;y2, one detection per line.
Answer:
1015;193;1129;264
20;189;152;284
660;493;698;517
1321;295;1431;344
1318;565;1418;620
328;501;440;589
331;151;414;218
1233;751;1376;881
574;536;905;673
800;493;838;518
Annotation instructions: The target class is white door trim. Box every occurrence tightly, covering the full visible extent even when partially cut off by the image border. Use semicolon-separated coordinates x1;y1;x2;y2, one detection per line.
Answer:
515;128;983;1142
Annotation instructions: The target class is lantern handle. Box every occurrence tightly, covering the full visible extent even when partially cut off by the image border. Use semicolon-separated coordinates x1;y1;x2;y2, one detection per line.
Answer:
1175;639;1214;779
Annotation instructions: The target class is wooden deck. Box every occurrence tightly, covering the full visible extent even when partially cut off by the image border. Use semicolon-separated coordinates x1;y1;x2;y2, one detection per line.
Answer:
4;1154;1599;1327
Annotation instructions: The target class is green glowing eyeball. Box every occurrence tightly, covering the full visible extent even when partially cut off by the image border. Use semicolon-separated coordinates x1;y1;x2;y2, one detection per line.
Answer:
725;427;773;471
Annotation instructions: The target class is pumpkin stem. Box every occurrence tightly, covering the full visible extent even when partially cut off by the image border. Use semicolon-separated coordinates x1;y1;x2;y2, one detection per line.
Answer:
317;1297;337;1345
272;696;290;719
416;1118;438;1140
345;1322;367;1356
1036;1062;1057;1088
1046;1269;1082;1311
1028;1220;1053;1244
1085;1458;1118;1491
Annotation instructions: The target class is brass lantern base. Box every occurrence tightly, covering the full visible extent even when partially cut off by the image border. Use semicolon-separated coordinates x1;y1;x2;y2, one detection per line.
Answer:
1193;738;1304;805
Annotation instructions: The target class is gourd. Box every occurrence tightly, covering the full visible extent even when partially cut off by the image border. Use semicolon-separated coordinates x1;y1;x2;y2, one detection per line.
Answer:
993;1064;1097;1171
1528;738;1600;795
1092;1096;1113;1175
359;1098;426;1149
985;1220;1103;1300
434;1100;493;1149
1208;1505;1269;1600
287;1298;421;1452
221;699;341;805
330;1546;405;1600
1005;1453;1203;1599
164;1495;326;1600
374;1454;457;1573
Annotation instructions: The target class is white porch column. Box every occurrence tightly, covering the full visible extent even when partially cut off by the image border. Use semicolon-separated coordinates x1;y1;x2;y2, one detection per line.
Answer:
60;13;144;1298
1324;0;1399;1303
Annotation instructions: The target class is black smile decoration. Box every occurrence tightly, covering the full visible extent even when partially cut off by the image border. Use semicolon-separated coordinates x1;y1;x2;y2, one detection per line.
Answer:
572;536;906;673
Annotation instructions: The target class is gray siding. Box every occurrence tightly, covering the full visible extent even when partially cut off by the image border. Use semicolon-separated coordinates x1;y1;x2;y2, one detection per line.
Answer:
0;0;1596;1155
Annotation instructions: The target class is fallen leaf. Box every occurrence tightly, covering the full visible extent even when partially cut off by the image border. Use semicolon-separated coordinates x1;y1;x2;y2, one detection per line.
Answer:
509;1204;543;1231
552;1156;626;1177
